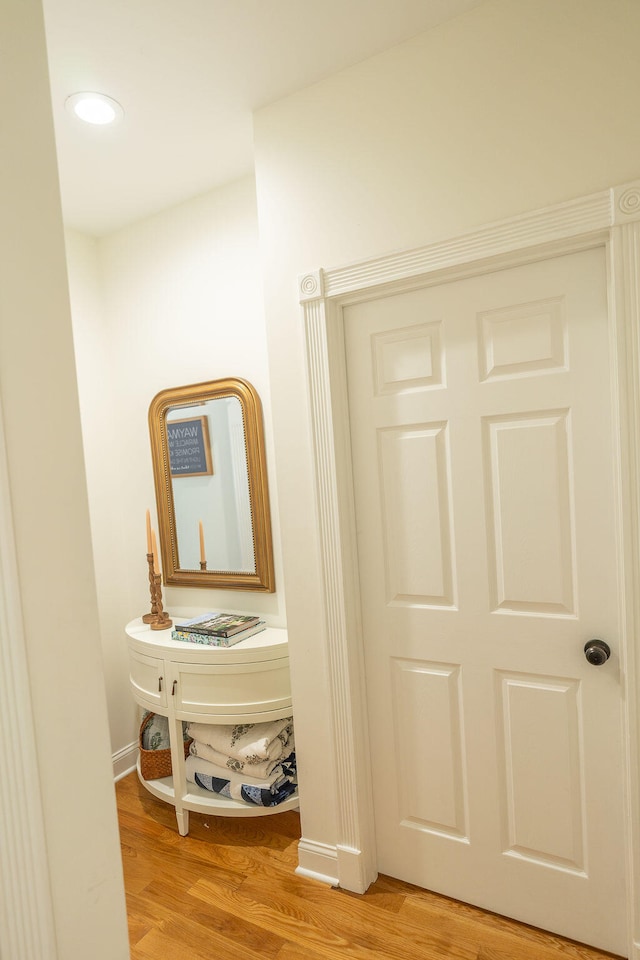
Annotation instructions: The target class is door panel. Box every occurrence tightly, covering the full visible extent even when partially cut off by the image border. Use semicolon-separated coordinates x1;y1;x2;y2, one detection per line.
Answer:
379;423;455;606
495;671;585;872
344;248;627;955
483;410;575;614
391;658;468;840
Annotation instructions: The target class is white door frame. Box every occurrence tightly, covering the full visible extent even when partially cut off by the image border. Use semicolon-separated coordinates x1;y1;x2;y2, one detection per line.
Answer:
298;180;640;959
0;394;58;959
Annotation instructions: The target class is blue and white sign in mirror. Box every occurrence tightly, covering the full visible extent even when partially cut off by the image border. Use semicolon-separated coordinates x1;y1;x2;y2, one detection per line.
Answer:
167;415;213;478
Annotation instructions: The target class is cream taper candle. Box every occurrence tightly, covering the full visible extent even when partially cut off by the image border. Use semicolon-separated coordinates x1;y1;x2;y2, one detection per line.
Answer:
151;530;160;575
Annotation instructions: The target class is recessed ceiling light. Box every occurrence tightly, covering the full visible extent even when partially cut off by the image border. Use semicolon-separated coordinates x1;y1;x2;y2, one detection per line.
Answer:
65;92;124;126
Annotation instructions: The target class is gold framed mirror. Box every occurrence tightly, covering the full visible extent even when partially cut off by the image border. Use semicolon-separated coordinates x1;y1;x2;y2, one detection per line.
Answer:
148;377;275;591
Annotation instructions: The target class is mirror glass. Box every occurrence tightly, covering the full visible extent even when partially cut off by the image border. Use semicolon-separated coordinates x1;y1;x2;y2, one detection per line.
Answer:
148;378;275;591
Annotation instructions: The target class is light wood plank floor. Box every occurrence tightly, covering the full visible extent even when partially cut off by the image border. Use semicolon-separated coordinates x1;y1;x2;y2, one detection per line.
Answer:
116;773;623;960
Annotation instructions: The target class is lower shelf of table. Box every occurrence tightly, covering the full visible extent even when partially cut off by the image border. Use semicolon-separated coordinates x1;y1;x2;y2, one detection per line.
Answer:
136;759;299;818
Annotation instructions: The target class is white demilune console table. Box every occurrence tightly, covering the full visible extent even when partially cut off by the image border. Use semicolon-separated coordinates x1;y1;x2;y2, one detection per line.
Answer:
125;617;298;835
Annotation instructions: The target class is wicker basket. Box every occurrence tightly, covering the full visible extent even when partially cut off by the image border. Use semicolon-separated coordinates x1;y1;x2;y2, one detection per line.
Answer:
138;712;192;781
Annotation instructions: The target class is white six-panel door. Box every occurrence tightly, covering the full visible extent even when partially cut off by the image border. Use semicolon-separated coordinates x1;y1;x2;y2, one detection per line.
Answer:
344;247;627;954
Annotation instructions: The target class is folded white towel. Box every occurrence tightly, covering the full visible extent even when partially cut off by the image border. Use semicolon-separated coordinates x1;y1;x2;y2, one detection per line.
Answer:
189;730;294;778
186;718;293;763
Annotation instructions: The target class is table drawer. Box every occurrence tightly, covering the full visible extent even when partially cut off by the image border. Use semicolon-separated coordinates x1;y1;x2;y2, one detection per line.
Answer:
129;651;167;709
169;658;291;721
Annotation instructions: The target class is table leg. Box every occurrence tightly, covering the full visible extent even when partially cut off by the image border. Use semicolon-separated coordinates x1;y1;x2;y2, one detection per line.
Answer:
175;806;189;836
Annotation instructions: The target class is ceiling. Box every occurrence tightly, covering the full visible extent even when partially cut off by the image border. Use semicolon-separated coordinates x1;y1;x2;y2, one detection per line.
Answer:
42;0;483;237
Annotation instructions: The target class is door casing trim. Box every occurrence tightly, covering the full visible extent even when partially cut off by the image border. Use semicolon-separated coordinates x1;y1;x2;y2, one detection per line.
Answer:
0;394;58;959
299;180;640;958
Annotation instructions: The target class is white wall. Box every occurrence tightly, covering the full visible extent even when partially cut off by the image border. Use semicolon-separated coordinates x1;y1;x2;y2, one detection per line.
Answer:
66;175;285;759
65;228;139;763
0;1;129;957
252;0;640;855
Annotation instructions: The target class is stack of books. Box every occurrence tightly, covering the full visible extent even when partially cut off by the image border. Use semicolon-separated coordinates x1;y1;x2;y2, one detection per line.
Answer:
171;612;266;647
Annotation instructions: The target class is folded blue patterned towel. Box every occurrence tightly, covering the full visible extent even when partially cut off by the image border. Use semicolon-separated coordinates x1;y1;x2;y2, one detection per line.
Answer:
186;751;297;806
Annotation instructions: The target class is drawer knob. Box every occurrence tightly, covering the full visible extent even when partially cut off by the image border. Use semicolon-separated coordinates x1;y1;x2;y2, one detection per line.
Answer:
158;676;163;692
172;680;178;696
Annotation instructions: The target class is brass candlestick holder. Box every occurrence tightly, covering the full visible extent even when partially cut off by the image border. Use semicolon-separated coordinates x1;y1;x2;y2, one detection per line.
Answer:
199;560;207;571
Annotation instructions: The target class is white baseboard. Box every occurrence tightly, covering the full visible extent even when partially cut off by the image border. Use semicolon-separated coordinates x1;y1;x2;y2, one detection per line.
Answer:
112;741;137;782
337;844;377;894
295;837;377;893
295;837;339;887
